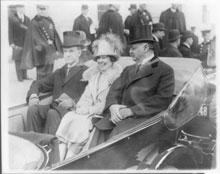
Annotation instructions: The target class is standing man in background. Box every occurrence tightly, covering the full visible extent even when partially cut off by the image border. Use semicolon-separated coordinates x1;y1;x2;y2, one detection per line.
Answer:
152;23;166;56
97;4;125;46
73;5;95;50
130;4;153;28
8;5;30;82
21;4;63;80
160;29;183;57
199;29;211;68
159;4;186;49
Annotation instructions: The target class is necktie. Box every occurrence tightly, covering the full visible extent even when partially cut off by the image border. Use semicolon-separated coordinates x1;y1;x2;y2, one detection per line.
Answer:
66;67;71;77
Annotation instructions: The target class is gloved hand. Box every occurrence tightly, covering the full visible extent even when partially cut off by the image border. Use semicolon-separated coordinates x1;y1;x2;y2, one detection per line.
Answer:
57;99;76;110
29;97;39;106
76;107;89;115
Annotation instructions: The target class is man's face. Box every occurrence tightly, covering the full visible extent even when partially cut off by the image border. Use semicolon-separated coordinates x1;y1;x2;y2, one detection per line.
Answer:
96;55;113;72
82;9;88;16
129;43;147;63
37;7;49;17
186;37;193;46
64;47;81;66
157;30;165;39
203;33;210;42
130;9;136;15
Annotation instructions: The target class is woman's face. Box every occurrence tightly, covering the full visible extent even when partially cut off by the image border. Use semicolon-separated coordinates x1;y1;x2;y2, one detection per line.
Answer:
96;55;113;72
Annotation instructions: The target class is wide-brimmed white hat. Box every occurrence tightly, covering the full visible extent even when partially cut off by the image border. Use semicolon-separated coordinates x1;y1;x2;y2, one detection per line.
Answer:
93;33;123;62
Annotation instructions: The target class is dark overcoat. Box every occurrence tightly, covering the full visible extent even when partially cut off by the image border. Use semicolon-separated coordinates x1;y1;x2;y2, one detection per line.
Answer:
21;15;63;69
97;10;125;44
73;14;93;42
95;57;175;135
179;44;201;59
130;9;153;28
159;8;186;34
27;65;88;111
160;44;183;57
8;13;30;48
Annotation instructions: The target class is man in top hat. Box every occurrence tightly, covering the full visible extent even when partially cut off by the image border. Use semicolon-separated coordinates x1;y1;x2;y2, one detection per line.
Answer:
160;29;183;57
152;22;166;56
199;29;211;68
26;31;88;135
179;30;202;59
73;5;94;49
21;4;63;80
8;4;30;82
94;25;175;136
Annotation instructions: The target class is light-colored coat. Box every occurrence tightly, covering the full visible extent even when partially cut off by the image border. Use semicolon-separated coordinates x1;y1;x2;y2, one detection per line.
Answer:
56;63;122;147
77;63;122;115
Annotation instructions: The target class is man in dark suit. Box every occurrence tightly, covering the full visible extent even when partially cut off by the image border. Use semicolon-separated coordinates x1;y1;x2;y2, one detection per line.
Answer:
73;5;94;44
159;4;186;49
8;5;30;81
160;29;183;57
21;5;63;80
26;31;88;135
152;23;166;56
95;25;175;136
97;4;125;45
179;30;202;59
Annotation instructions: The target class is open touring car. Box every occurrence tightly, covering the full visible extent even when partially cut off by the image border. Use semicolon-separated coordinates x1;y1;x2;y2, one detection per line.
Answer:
8;57;216;170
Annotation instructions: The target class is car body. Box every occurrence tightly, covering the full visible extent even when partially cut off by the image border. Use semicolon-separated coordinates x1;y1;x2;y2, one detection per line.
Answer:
7;57;216;170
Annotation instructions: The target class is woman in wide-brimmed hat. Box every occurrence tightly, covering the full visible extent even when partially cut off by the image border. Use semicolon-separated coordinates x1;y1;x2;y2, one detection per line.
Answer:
56;33;123;160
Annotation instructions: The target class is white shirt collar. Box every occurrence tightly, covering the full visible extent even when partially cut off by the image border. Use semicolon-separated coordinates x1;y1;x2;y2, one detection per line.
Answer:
141;53;154;65
153;34;159;42
183;42;191;48
170;8;177;13
67;60;79;69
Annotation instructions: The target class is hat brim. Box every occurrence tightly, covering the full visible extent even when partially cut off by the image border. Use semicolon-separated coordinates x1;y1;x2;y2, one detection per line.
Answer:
93;54;119;62
62;44;84;48
152;28;167;32
128;39;156;45
82;39;91;47
168;35;182;42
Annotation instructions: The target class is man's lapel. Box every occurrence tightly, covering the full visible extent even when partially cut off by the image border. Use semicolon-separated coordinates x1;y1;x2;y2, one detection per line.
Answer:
64;66;82;84
126;57;159;88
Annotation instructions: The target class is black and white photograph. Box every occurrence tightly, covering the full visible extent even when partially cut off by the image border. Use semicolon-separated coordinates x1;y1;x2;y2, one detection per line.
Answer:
1;0;218;173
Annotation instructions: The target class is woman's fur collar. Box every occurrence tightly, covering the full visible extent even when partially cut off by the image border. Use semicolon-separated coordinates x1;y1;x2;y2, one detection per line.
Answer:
83;63;122;84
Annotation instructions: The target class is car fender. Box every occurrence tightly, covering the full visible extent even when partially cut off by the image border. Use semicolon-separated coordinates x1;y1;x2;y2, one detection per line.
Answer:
150;144;198;169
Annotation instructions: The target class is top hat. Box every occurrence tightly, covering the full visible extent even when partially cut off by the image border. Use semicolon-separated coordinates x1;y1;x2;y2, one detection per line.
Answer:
182;30;193;41
129;25;155;44
74;30;91;46
168;29;182;42
82;4;88;10
62;31;85;48
152;23;166;32
128;4;137;10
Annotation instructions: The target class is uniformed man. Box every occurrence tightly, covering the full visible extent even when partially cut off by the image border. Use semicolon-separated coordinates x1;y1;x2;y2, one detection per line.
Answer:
199;29;211;68
21;4;63;80
8;4;30;81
